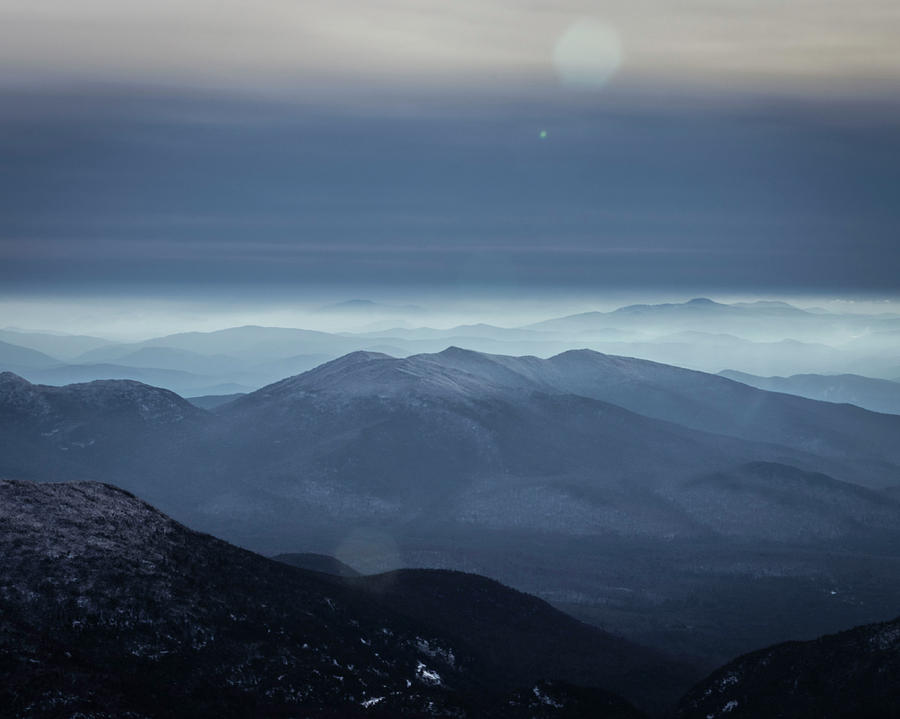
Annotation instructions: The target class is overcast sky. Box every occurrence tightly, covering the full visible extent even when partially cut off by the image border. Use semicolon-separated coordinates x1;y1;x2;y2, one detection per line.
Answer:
4;0;900;92
1;0;899;319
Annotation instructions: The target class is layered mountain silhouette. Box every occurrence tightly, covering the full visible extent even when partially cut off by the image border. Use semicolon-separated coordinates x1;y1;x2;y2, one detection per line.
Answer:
3;348;900;665
0;328;112;359
187;391;247;409
720;370;900;415
14;363;242;397
527;298;900;342
0;339;60;369
2;299;899;393
73;325;364;364
0;479;666;717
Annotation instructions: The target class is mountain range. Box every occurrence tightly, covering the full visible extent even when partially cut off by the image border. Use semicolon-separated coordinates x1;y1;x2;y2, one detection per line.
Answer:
720;370;900;415
3;346;900;666
2;298;899;397
526;298;900;343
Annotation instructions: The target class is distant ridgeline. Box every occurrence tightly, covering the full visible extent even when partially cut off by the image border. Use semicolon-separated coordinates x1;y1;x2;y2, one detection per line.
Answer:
1;299;899;399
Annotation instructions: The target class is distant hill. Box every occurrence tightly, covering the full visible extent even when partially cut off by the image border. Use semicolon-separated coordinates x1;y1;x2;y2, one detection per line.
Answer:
0;339;61;369
0;371;206;485
186;392;246;410
12;362;228;397
401;347;900;483
0;328;112;359
105;346;245;373
720;370;900;415
74;325;365;363
525;298;900;346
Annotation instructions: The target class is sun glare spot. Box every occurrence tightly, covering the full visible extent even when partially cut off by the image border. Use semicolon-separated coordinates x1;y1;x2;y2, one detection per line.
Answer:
553;19;622;89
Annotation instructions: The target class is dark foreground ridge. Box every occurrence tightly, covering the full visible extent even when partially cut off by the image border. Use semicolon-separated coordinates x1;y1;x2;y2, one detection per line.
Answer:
3;480;900;718
675;614;900;719
0;479;667;718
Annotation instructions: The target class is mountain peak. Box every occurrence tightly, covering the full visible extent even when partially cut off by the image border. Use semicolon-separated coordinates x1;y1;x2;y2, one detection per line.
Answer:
323;349;394;366
0;370;30;385
0;375;201;427
437;345;485;358
551;348;605;360
295;349;395;374
252;349;397;397
610;297;726;315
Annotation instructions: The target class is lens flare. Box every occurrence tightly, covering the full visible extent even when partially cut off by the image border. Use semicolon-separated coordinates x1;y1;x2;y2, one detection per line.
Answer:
553;19;622;89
